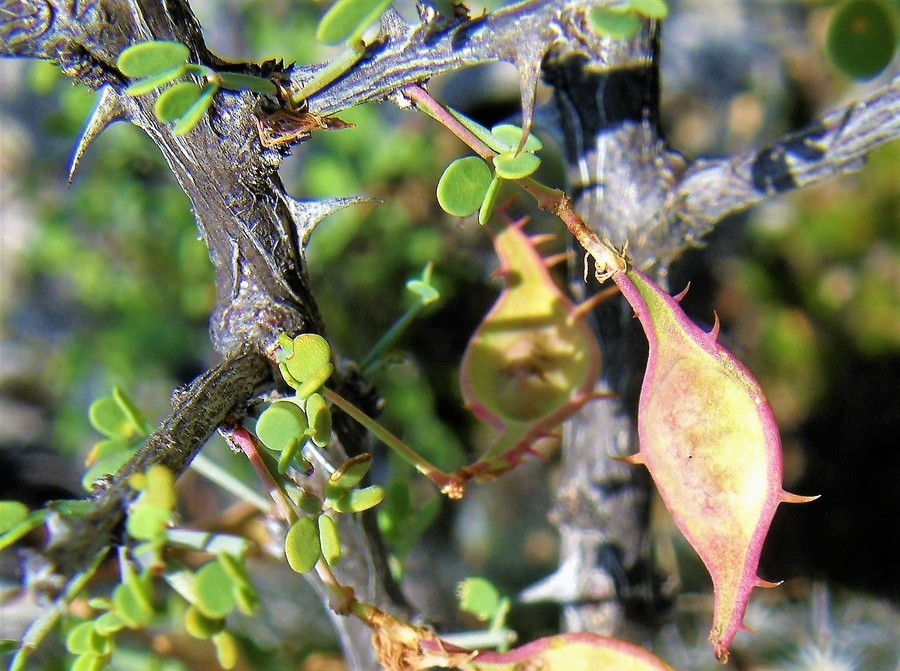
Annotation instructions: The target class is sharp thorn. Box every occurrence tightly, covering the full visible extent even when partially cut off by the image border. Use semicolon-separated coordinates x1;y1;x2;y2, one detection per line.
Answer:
781;491;821;504
68;86;128;185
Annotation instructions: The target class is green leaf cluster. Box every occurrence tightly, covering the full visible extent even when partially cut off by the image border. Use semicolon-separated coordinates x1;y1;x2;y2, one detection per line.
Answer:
117;41;276;134
436;120;544;225
284;454;385;574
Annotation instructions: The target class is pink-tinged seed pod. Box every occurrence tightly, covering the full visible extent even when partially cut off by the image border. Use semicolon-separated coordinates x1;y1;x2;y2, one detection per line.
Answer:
423;632;677;671
613;267;817;663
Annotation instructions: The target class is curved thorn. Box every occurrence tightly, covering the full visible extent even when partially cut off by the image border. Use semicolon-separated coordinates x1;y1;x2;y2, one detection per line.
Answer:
543;252;571;269
781;491;821;504
755;578;783;589
68;86;128;184
285;194;378;246
709;312;721;340
672;282;690;303
614;453;644;465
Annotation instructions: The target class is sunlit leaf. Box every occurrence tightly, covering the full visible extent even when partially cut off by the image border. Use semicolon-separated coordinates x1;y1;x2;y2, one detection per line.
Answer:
155;81;202;124
255;401;309;452
318;514;342;567
285;517;321;574
590;9;643;39
112;579;153;628
437;157;493;217
112;387;150;436
316;0;392;45
92;612;125;637
195;561;236;619
126;503;170;541
326;454;373;498
184;605;224;640
125;67;186;96
89;397;134;439
493;150;541;180
331;485;385;513
280;334;333;384
457;577;500;621
0;502;28;534
173;82;217;134
217;72;278;94
213;630;240;670
305;392;332;447
117;41;190;79
478;176;502;226
65;622;107;656
490;124;543;153
627;0;669;19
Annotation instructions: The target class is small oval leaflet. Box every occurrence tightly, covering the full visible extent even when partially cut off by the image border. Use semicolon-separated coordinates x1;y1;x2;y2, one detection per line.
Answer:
256;401;309;452
318;514;342;567
826;0;897;80
437;156;493;217
184;605;223;640
316;0;392;45
65;622;107;656
92;612;125;637
493;150;541;180
213;630;240;670
327;454;373;498
117;41;190;79
490;124;543;153
306;392;332;447
280;333;333;384
125;67;186;97
285;516;321;574
457;577;501;621
89;396;134;439
331;484;385;514
155;81;203;124
194;561;237;619
173;83;217;135
627;0;669;19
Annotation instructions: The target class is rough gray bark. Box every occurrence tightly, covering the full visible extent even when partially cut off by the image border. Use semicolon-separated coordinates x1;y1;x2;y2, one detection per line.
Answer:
2;0;898;669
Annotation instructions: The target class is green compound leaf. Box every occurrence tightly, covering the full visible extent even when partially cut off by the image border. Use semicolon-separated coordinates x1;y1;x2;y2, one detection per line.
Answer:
626;0;669;19
194;561;237;619
184;605;224;640
326;454;373;499
826;0;897;80
0;501;28;534
457;576;501;621
155;81;202;123
173;82;218;135
316;0;392;45
318;514;342;567
590;8;643;39
490;124;543;153
117;41;190;78
89;397;135;439
305;392;332;448
217;72;278;94
330;485;385;514
124;67;186;96
437;156;493;217
255;401;309;452
284;516;321;574
493;150;541;179
213;630;240;670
